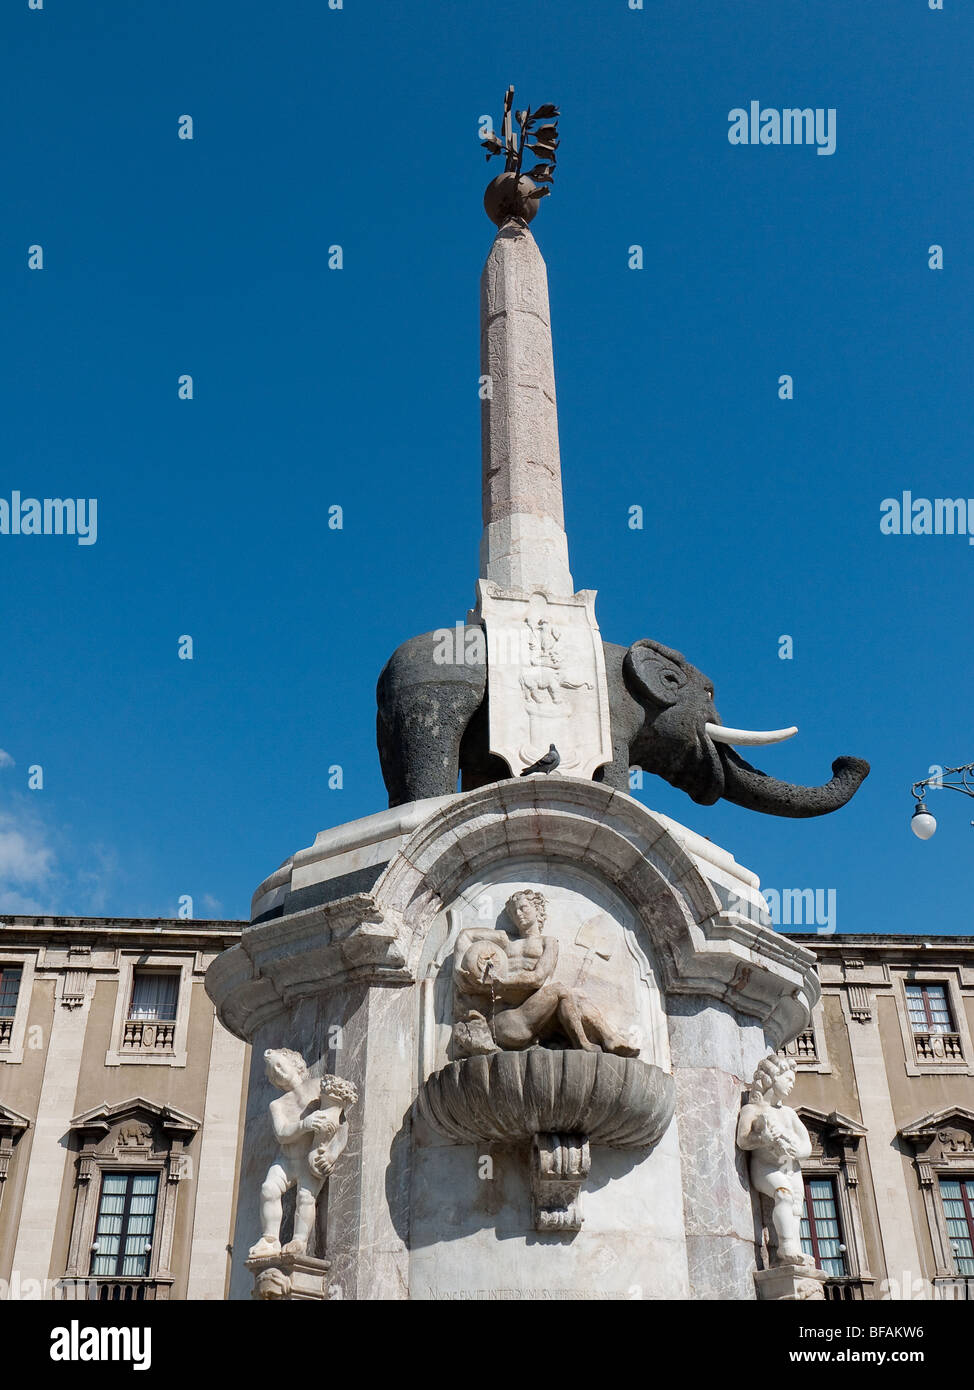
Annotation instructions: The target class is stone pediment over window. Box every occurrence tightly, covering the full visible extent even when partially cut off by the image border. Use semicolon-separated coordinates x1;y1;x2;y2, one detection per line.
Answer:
899;1107;974;1176
0;1102;30;1135
798;1109;868;1180
0;1103;30;1187
799;1107;867;1139
67;1098;200;1182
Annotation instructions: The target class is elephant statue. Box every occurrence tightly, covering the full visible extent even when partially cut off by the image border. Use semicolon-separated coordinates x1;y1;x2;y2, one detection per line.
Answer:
376;629;869;816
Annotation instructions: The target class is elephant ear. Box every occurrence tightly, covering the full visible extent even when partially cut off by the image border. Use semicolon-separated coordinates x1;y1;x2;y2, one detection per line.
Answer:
624;640;690;707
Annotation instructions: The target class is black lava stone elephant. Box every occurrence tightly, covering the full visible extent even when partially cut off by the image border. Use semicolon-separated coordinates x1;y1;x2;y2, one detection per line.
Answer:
376;629;869;815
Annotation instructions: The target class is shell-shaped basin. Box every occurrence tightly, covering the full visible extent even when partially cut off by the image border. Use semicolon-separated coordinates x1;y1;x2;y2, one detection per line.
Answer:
416;1049;675;1149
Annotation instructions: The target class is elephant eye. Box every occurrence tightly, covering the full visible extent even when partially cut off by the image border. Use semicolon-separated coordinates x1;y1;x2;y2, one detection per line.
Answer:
705;687;714;698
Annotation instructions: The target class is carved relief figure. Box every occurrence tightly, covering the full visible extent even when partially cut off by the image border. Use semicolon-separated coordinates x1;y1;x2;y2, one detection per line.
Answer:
453;890;638;1057
254;1266;292;1300
737;1055;813;1263
519;617;592;707
247;1049;358;1260
116;1121;152;1151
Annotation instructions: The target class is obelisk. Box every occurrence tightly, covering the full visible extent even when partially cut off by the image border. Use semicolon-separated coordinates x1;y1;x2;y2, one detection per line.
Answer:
479;220;574;595
473;95;612;779
477;88;573;597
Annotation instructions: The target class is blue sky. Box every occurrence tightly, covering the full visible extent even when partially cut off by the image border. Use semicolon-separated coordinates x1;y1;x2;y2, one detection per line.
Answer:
1;0;971;933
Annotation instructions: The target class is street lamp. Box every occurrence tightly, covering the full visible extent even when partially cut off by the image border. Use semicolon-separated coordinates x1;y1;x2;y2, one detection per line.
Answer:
910;763;974;839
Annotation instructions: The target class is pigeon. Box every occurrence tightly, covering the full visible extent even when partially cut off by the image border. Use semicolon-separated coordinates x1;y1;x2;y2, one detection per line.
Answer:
520;744;560;776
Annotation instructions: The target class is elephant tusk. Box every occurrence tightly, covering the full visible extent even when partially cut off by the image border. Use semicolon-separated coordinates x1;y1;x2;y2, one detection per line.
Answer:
704;722;798;747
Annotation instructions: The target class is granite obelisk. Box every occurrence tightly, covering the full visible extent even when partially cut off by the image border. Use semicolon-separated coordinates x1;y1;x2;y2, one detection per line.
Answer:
479;221;574;596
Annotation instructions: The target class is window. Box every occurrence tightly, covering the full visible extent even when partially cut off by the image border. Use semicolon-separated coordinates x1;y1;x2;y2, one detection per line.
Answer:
121;971;180;1053
905;983;963;1062
0;957;35;1063
90;1172;159;1277
107;957;191;1067
906;983;954;1034
801;1176;847;1277
0;967;22;1047
0;967;22;1016
0;968;22;1050
941;1178;974;1276
128;971;178;1022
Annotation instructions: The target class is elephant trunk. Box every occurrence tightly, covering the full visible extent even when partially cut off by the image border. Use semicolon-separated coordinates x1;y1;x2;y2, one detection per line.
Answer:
719;749;870;818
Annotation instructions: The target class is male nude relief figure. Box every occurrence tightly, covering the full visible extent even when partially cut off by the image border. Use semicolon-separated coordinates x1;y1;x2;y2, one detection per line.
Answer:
453;889;638;1057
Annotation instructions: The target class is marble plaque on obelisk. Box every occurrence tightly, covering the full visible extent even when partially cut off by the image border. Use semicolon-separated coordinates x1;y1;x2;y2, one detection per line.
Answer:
475;580;612;777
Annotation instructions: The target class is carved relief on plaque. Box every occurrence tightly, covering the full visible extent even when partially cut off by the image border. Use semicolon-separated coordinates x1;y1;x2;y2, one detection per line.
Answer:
475;583;612;777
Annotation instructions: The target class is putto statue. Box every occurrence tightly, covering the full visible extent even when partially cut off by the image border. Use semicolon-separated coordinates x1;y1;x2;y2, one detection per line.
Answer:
453;889;638;1057
737;1055;813;1263
247;1048;358;1260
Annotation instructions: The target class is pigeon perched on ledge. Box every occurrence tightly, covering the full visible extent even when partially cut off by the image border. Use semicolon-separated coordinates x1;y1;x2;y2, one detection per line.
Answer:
520;744;560;776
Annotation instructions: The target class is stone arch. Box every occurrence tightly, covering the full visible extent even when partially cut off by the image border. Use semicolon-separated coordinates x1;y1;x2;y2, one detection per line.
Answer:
371;777;817;1048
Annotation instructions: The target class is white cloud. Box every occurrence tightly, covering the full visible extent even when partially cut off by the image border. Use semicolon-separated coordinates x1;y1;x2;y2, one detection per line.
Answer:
0;811;54;888
0;803;121;918
0;889;47;914
0;750;14;770
201;893;223;917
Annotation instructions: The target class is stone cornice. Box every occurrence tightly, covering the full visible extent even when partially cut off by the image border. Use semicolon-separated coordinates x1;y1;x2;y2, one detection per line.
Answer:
0;917;243;951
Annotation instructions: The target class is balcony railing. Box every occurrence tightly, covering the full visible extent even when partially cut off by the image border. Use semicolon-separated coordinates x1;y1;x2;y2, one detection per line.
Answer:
933;1277;974;1300
56;1277;172;1301
120;1019;176;1052
0;1017;13;1047
913;1031;963;1063
824;1277;866;1301
779;1029;818;1063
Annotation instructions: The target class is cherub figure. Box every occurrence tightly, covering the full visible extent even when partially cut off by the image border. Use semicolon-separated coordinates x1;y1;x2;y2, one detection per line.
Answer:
736;1054;813;1263
247;1048;358;1260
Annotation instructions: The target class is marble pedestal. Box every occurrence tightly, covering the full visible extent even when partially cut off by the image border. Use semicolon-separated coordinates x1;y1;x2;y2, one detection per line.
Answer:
207;776;820;1301
247;1252;332;1301
755;1257;829;1301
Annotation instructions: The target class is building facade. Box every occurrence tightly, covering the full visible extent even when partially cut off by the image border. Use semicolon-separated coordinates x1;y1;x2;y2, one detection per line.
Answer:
0;914;248;1300
3;914;973;1300
784;933;974;1300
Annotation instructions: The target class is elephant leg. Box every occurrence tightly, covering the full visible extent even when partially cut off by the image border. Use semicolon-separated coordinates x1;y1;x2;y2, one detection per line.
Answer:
599;639;645;794
377;630;487;808
459;696;512;791
593;740;632;792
